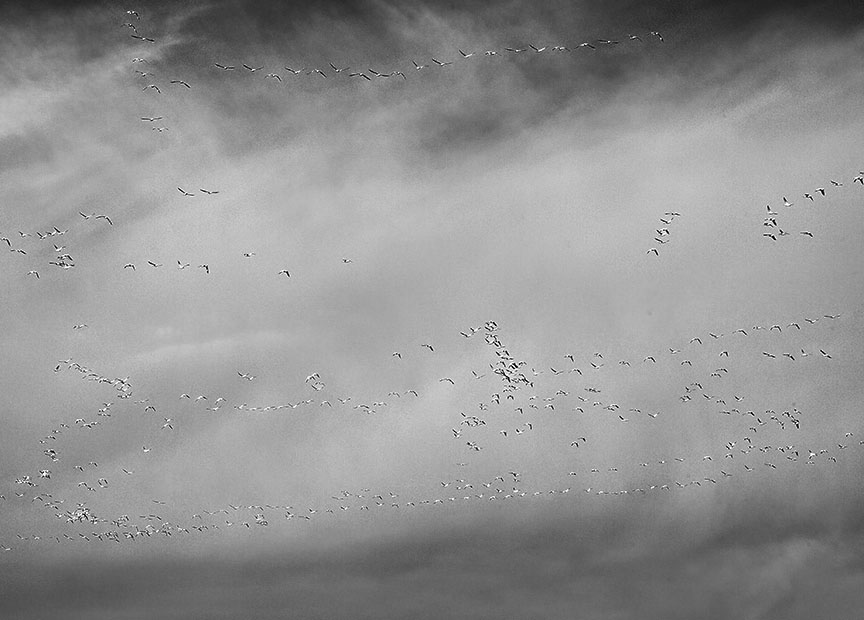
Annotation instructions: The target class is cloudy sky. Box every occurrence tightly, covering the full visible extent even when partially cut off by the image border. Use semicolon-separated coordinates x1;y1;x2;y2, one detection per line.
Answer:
2;0;864;618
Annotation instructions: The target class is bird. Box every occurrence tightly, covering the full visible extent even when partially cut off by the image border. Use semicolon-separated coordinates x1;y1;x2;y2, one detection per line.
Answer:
459;49;475;58
147;261;162;268
349;72;371;80
177;188;194;196
431;57;453;66
95;214;113;225
264;73;282;81
647;248;659;255
278;270;290;277
243;64;264;72
199;188;219;194
170;80;191;88
214;63;235;70
123;263;135;270
804;192;813;201
140;116;163;122
800;231;813;237
242;252;256;257
143;84;160;93
27;270;39;279
421;344;434;352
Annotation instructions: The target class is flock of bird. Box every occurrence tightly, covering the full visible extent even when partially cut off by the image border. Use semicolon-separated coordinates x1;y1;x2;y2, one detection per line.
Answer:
1;7;862;554
2;306;858;550
761;177;864;242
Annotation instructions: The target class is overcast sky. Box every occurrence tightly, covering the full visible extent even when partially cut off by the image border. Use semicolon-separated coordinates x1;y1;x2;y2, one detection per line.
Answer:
2;1;864;618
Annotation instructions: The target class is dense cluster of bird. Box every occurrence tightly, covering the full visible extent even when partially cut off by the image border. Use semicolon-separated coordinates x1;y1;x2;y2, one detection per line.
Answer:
1;7;862;554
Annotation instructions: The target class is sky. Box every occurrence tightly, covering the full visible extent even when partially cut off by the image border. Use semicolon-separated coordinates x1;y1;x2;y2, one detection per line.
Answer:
2;0;864;618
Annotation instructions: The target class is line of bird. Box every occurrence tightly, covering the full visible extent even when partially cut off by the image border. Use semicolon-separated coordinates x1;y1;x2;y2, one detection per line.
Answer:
646;210;682;256
5;428;860;552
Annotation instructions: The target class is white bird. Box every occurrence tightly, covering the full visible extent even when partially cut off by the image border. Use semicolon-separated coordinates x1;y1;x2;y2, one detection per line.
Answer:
177;187;194;196
278;269;290;277
170;80;191;88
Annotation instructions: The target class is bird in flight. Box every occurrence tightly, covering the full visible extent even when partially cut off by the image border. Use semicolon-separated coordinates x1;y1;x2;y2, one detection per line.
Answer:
243;64;264;72
140;116;163;122
170;80;191;88
278;270;290;277
177;187;194;196
214;63;235;70
199;188;219;194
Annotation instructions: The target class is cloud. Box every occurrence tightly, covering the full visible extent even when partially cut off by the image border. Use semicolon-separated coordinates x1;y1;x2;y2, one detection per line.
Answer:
2;1;864;618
